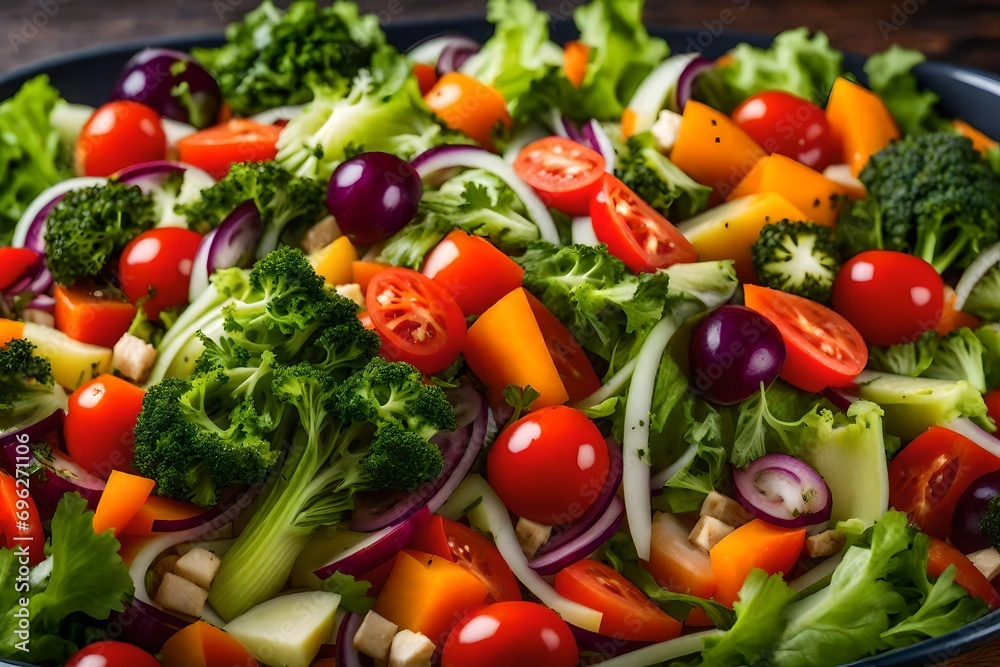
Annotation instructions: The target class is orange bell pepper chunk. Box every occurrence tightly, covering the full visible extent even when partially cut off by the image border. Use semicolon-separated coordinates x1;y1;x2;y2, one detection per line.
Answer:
709;519;805;607
161;620;257;667
352;260;391;294
826;77;900;176
727;154;850;226
311;236;357;287
643;512;716;600
952;119;997;156
425;73;513;151
92;470;156;537
927;537;1000;609
938;286;981;336
53;282;136;349
0;319;25;347
564;40;591;88
123;495;206;536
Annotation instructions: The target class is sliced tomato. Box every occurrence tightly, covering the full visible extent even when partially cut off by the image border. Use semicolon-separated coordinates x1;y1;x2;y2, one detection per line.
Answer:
554;559;682;642
591;175;698;273
423;230;525;316
366;267;467;375
524;292;601;402
176;119;281;179
927;537;1000;609
514;137;606;216
0;248;41;291
743;284;867;392
0;470;44;564
888;425;1000;541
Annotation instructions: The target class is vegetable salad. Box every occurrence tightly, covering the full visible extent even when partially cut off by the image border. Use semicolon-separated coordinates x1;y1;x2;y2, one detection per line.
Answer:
2;0;1000;666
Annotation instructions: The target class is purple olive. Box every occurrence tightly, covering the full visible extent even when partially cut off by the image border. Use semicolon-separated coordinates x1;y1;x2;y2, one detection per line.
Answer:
111;48;221;129
952;470;1000;554
689;305;787;405
326;152;423;246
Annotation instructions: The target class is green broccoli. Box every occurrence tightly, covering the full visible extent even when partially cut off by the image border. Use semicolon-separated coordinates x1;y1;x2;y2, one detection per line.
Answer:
839;133;1000;274
751;220;841;303
208;358;451;620
176;161;326;255
868;331;939;377
615;133;711;222
979;495;1000;550
965;264;1000;321
44;181;156;285
976;325;1000;391
923;327;988;393
0;339;65;434
191;0;392;116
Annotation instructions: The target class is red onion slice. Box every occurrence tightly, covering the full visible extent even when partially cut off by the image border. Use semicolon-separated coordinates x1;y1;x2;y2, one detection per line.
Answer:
336;612;372;667
313;505;431;580
529;496;625;576
188;227;217;303
115;160;187;193
579;120;616;173
207;201;264;272
12;176;107;249
732;453;832;528
437;36;481;75
675;56;715;110
407;34;463;67
114;597;189;653
25;293;56;313
2;408;65;462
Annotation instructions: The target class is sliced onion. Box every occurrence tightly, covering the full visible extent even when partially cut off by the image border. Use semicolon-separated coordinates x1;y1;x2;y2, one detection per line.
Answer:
948;418;1000;459
733;453;832;528
162;117;197;148
624;53;702;138
571;216;600;246
2;250;51;299
551;111;583;143
12;176;107;249
954;241;1000;313
5;430;107;510
209;201;264;271
437;36;480;75
591;630;724;667
25;294;56;313
350;382;487;532
411;145;560;244
151;485;261;532
650;441;700;490
114;597;188;653
313;506;431;580
580;120;616;173
503;124;548;165
571;624;651;658
2;408;65;461
676;57;715;110
188;228;216;303
250;105;305;126
116;160;188;193
529;496;624;575
406;34;462;66
335;612;368;667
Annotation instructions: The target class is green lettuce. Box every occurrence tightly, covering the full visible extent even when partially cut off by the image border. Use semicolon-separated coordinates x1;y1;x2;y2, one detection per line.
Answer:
864;45;947;136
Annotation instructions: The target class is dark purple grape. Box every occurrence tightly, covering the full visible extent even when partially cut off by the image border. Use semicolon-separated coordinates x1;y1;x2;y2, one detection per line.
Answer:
952;470;1000;554
689;305;787;405
326;152;423;245
111;48;221;128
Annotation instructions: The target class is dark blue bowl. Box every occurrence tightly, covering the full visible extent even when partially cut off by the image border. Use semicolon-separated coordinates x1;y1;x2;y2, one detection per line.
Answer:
1;17;999;667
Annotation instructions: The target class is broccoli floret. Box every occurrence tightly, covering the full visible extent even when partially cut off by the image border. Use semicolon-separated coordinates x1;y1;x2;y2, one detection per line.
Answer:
965;264;1000;321
44;181;156;285
176;161;326;256
301;322;381;381
616;133;711;222
868;331;938;377
923;327;988;393
751;220;840;303
208;360;449;620
980;496;1000;550
0;339;65;434
839;133;1000;274
331;357;456;441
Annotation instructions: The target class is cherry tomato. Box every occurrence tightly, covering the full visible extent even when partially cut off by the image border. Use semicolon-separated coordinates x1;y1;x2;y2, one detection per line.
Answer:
0;247;41;291
65;640;160;667
488;406;610;525
366;267;467;375
513;137;606;216
927;537;1000;609
424;73;513;150
0;471;44;564
524;292;602;403
64;374;146;479
118;228;203;320
731;90;839;171
554;559;682;642
177;119;281;179
591;175;697;274
832;250;944;346
76;101;167;177
743;284;867;392
442;601;578;667
411;515;522;603
423;230;525;316
888;425;1000;540
986;389;1000;426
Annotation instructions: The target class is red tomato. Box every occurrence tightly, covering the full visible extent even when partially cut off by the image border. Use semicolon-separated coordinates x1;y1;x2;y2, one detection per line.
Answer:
413;63;439;96
889;425;1000;540
76;102;167;177
0;471;44;564
366;267;467;375
513;137;606;216
524;292;602;403
118;228;203;320
986;389;1000;426
423;230;525;316
554;559;682;642
64;374;146;479
177;120;281;179
65;641;160;667
591;175;697;273
927;537;1000;609
731;91;839;171
53;282;136;349
442;602;578;667
0;248;40;291
832;250;945;346
412;515;522;603
743;284;868;392
488;406;610;525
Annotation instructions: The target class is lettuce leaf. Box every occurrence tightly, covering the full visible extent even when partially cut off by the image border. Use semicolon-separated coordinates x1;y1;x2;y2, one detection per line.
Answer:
864;45;947;136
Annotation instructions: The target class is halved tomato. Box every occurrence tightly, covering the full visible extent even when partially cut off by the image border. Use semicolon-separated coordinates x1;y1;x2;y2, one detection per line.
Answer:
514;137;606;216
743;284;867;392
591;175;698;273
176;119;281;179
366;267;467;375
524;292;601;402
927;537;1000;609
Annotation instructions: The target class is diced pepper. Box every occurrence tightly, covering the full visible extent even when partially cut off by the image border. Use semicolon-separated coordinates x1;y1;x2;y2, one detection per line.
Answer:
825;77;900;176
709;519;805;607
92;470;156;537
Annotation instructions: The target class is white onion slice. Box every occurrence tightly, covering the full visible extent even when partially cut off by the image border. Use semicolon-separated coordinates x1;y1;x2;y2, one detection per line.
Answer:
623;53;700;137
250;105;305;126
573;358;638;411
12;177;106;248
592;630;723;667
188;229;217;303
162;118;197;149
439;474;604;632
406;35;459;66
571;216;599;246
948;417;1000;459
503;124;548;165
650;441;699;489
953;241;1000;313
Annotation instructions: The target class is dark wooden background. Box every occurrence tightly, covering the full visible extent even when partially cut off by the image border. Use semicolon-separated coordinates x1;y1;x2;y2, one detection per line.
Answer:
2;0;1000;665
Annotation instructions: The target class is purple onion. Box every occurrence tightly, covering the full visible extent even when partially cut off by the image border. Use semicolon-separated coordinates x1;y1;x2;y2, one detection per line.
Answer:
821;386;858;412
554;115;585;144
115;160;187;193
570;623;651;659
25;294;56;313
207;201;263;272
5;430;106;510
437;36;480;75
327;152;423;246
150;484;262;532
113;598;188;653
676;56;714;111
336;612;372;667
578;119;616;172
529;496;625;576
111;48;221;128
314;506;431;580
689;305;786;406
26;197;61;252
733;453;832;528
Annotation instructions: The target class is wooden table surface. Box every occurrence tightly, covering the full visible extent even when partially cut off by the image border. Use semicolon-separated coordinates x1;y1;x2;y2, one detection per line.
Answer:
2;0;1000;664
